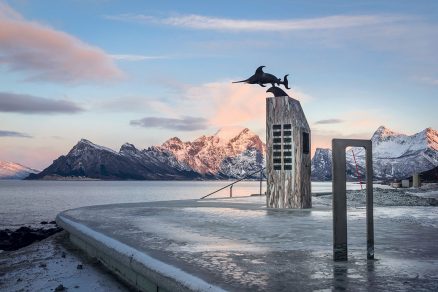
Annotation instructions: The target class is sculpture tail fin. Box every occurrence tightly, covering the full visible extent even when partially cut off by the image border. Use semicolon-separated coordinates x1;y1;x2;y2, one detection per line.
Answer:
282;74;290;89
232;79;249;84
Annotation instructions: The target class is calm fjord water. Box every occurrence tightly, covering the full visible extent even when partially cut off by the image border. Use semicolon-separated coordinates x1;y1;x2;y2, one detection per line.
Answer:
0;180;360;229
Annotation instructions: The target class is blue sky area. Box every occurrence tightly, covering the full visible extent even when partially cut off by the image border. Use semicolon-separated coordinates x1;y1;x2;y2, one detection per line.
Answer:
0;0;437;169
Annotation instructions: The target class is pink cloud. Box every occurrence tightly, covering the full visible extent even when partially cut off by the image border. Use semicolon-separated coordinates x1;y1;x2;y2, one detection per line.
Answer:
0;3;123;83
183;81;312;127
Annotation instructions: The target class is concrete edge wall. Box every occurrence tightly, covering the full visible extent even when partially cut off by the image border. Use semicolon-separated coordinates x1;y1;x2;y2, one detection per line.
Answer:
56;214;224;292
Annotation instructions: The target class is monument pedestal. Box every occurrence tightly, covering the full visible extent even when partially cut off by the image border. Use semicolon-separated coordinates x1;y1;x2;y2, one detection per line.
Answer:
266;96;311;208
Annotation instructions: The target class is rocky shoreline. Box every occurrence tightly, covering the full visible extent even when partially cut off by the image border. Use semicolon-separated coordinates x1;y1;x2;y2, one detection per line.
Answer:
0;221;63;251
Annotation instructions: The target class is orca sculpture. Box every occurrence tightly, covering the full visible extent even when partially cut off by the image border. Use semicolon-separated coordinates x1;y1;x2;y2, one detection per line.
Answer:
233;66;290;89
266;86;289;97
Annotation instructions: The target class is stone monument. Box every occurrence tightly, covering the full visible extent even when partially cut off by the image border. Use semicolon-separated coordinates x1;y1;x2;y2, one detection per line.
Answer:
233;66;311;208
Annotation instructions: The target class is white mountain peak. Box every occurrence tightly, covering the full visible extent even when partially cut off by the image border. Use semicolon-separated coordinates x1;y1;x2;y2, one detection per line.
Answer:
312;126;438;180
0;160;39;179
214;126;249;141
159;126;265;175
73;138;118;154
424;127;438;151
373;126;403;140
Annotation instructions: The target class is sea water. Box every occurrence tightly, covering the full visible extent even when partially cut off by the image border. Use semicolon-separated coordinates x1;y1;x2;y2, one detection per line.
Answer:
0;180;361;229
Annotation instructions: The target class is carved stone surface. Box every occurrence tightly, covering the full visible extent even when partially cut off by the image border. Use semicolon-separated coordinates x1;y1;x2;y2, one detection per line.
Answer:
266;96;311;208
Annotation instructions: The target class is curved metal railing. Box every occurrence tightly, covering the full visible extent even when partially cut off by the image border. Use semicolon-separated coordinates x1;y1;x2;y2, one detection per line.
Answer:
200;168;265;199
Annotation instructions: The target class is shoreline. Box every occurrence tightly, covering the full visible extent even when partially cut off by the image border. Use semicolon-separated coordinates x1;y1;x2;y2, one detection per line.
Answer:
0;222;63;252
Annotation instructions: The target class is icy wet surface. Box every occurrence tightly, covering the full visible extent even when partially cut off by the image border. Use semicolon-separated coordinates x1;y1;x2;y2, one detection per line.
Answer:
60;196;438;291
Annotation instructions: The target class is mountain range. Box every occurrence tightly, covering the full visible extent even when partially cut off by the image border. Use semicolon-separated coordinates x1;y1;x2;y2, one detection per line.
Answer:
0;161;39;180
311;126;438;181
26;127;265;180
4;125;437;181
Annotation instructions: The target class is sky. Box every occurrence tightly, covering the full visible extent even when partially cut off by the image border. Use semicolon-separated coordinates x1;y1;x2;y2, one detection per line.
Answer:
0;0;437;170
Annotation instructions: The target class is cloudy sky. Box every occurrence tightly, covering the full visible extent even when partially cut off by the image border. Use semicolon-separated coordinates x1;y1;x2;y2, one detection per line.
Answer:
0;0;437;169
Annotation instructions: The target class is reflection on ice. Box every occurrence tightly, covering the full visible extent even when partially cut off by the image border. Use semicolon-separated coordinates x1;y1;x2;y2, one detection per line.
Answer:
59;193;438;292
132;203;334;254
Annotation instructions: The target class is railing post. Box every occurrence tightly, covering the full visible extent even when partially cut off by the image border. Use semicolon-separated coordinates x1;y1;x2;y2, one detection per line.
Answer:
230;185;233;197
260;169;263;196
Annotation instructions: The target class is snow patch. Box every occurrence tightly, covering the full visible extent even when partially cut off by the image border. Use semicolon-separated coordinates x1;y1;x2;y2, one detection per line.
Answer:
76;139;119;155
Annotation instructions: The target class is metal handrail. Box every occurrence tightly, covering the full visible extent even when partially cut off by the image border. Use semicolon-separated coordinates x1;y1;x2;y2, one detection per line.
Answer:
200;167;265;199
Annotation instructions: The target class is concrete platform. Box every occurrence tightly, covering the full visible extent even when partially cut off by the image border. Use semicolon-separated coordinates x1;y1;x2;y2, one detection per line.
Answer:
56;196;438;291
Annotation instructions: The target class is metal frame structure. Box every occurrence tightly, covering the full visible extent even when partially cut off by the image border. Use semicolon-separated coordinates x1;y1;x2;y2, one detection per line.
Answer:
332;139;374;261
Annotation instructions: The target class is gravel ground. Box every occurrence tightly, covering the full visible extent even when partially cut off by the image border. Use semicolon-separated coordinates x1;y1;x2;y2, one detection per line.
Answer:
313;186;438;207
0;231;130;292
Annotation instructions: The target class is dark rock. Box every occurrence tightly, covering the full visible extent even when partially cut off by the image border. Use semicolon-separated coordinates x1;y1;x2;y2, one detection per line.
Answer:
15;226;31;233
50;221;56;224
61;252;66;258
40;221;48;225
0;230;8;240
39;263;47;268
0;226;63;251
76;264;83;270
54;284;65;291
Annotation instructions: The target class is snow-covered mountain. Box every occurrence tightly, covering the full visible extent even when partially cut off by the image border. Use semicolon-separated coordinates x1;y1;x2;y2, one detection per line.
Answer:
311;148;332;181
311;126;438;181
22;125;438;181
0;160;39;179
27;139;200;180
27;128;266;180
160;127;265;177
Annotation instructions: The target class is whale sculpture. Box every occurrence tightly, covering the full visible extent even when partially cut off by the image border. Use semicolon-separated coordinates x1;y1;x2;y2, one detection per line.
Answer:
266;86;289;97
233;66;290;89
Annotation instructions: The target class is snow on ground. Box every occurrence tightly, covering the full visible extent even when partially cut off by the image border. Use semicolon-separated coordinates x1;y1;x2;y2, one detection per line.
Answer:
314;186;438;207
0;231;130;292
408;190;438;199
